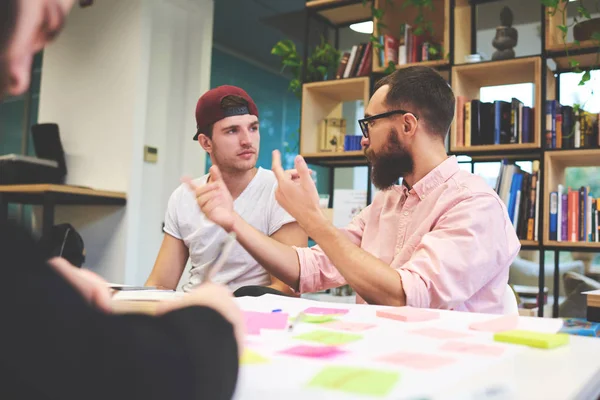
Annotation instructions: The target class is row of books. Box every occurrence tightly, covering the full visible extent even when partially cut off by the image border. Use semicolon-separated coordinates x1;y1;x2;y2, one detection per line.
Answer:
494;160;540;241
549;185;600;242
378;24;442;67
335;42;372;79
455;97;535;147
545;100;600;149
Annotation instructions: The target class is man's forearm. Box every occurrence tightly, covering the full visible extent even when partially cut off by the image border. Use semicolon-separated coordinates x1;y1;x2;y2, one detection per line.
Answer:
306;216;406;306
230;214;301;290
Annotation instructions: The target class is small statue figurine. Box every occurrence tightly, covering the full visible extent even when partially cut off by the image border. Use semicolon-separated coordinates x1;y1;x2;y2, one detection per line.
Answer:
492;6;518;61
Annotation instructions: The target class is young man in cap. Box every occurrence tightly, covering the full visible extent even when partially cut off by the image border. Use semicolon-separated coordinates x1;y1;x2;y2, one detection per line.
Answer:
1;1;241;399
192;66;520;314
146;85;307;296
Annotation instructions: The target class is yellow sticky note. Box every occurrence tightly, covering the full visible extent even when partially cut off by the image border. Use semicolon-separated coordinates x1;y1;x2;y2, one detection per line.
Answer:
308;366;400;397
294;330;363;345
240;349;269;365
302;314;338;323
493;330;569;349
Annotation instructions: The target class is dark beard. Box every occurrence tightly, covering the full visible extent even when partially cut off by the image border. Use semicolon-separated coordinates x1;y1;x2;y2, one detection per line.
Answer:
365;128;414;190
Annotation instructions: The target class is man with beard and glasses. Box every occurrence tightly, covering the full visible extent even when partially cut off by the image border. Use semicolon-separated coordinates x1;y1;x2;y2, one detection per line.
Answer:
1;1;241;399
145;85;307;297
192;66;520;314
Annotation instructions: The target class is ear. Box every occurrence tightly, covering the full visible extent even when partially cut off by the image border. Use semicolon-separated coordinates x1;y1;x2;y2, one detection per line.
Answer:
198;134;212;153
402;114;419;138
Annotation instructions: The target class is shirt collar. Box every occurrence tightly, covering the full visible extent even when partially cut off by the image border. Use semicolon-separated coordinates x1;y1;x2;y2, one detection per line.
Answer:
410;156;460;200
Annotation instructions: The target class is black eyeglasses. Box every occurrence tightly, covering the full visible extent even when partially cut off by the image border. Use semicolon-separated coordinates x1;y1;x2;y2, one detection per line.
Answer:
358;110;418;138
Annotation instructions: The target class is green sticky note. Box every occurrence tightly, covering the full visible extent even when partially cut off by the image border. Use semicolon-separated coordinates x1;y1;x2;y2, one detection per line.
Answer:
493;329;570;349
302;314;338;323
294;330;362;345
308;366;400;397
240;349;269;365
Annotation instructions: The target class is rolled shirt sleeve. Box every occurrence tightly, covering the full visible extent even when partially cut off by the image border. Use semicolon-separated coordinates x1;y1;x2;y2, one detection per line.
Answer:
395;194;520;310
295;209;367;293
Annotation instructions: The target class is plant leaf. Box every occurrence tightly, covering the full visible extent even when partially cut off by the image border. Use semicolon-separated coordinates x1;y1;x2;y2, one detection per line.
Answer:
577;6;591;19
569;59;580;68
414;26;424;36
540;0;558;6
574;40;581;46
580;70;591;85
558;25;568;33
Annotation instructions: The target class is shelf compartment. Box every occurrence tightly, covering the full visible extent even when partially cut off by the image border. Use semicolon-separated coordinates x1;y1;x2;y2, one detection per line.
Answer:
306;0;372;26
450;56;552;154
301;77;370;158
543;149;600;247
303;151;367;167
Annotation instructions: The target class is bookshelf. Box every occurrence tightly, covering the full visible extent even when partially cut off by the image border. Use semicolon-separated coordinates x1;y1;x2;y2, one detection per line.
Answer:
543;149;600;249
306;0;373;26
300;77;369;166
300;0;600;317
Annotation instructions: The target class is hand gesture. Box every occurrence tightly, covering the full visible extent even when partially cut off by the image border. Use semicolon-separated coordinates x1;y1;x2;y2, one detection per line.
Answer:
271;150;322;230
184;165;235;232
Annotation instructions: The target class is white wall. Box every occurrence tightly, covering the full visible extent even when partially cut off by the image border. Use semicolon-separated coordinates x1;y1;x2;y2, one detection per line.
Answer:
38;0;213;284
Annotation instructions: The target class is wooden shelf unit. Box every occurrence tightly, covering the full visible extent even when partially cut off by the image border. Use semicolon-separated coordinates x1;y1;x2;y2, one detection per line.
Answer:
545;5;600;70
372;0;450;73
306;0;372;26
544;241;600;250
543;149;600;247
450;56;552;153
300;77;370;161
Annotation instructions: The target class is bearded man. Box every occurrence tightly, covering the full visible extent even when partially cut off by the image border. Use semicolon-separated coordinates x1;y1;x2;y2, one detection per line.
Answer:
190;66;520;313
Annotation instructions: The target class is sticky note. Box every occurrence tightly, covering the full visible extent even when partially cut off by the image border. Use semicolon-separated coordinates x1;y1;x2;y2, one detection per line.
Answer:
240;349;269;365
377;351;456;370
322;321;376;332
440;341;505;357
294;330;363;345
301;314;338;323
308;366;400;397
376;306;439;322
279;345;347;359
243;311;289;335
493;330;570;349
469;315;520;333
410;327;472;340
303;307;349;315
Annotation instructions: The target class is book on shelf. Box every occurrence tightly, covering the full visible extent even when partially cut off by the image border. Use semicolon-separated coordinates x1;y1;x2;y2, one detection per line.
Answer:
494;160;540;241
545;100;600;149
337;42;372;80
376;24;442;68
549;185;600;243
454;97;533;147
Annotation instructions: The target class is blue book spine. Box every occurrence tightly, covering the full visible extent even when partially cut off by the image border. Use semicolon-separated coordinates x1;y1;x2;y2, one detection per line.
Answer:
522;107;531;144
550;191;558;240
507;173;522;225
494;101;501;144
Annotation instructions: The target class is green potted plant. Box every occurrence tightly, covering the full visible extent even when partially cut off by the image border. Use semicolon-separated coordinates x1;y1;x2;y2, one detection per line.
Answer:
271;36;341;97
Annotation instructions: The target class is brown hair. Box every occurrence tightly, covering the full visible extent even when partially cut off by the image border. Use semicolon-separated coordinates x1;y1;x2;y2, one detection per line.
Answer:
374;66;455;141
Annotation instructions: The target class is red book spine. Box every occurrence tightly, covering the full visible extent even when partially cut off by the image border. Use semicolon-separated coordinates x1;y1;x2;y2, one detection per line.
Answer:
568;189;579;242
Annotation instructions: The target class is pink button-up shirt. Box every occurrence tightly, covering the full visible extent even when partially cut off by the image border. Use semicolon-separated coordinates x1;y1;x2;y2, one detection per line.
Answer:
296;156;521;314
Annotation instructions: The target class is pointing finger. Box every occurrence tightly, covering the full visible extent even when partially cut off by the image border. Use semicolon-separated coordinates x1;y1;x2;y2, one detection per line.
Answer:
271;150;286;183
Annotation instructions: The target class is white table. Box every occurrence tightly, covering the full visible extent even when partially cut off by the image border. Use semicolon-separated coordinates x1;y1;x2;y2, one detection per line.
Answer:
232;295;600;400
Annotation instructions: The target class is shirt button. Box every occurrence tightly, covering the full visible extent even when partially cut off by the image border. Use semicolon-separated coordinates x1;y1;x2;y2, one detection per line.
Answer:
403;211;409;216
420;195;425;200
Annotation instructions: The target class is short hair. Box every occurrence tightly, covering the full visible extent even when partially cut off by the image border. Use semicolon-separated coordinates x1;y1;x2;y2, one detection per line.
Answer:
373;66;455;141
0;0;18;56
201;95;250;139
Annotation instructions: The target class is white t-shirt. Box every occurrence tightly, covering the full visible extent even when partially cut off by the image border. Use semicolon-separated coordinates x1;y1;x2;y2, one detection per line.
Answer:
163;167;295;292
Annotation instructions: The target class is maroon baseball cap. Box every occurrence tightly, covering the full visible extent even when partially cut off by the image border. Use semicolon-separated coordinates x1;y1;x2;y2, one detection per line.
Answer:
193;85;259;141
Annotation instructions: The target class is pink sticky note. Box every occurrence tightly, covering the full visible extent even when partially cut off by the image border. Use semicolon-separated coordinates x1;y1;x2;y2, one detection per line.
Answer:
410;328;472;340
279;345;347;359
376;306;439;322
440;341;505;357
378;351;456;370
243;311;289;335
469;315;519;333
322;321;376;332
303;307;349;315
